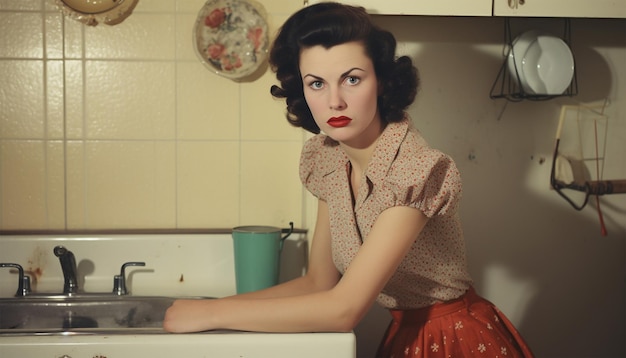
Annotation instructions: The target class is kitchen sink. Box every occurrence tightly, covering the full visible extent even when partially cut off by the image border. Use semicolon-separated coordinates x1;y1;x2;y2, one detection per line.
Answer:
0;234;355;357
0;295;208;334
0;294;356;358
0;295;357;358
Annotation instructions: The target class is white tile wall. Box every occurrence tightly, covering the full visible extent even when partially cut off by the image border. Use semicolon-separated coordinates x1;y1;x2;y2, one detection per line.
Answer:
0;0;305;230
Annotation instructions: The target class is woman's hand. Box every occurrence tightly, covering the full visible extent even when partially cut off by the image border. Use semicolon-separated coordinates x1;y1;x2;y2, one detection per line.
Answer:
163;299;216;333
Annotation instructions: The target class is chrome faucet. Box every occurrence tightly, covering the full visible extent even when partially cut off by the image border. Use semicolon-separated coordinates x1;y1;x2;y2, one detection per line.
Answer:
53;245;79;295
0;263;31;296
3;247;147;297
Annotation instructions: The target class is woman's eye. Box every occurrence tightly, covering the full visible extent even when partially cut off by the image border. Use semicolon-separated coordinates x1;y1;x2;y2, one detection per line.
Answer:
345;76;360;85
309;80;324;89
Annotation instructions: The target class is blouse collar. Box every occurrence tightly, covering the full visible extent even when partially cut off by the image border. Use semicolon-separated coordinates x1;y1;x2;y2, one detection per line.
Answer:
320;115;410;182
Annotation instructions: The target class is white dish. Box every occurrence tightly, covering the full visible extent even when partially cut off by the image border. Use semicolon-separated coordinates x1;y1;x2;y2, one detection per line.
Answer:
58;0;123;13
521;35;574;95
53;0;138;26
507;30;540;90
193;0;270;80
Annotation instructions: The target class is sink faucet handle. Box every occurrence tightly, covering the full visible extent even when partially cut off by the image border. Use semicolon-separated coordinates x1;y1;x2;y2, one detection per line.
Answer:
112;261;146;295
0;263;31;297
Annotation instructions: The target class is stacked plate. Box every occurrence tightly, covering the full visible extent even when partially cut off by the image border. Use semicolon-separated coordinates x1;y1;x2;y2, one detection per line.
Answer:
507;31;575;95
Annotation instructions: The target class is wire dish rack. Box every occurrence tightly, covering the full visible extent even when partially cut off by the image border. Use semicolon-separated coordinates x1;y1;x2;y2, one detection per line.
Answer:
489;18;578;102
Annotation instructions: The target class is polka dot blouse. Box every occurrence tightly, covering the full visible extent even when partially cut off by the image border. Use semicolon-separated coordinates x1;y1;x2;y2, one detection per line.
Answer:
299;116;473;309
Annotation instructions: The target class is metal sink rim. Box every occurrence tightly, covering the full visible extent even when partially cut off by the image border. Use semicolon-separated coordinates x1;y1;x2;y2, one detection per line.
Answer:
0;295;212;334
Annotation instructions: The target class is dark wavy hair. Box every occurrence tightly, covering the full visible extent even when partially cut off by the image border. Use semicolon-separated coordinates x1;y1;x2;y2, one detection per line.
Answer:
268;2;419;134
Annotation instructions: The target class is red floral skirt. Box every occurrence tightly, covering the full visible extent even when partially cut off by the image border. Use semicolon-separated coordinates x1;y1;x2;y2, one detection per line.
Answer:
376;287;534;358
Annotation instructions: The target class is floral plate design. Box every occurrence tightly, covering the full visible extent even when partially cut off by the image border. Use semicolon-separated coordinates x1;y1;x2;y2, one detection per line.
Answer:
193;0;269;80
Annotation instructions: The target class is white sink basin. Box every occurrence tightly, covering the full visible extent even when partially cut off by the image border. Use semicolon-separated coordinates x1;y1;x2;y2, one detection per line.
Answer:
0;331;356;358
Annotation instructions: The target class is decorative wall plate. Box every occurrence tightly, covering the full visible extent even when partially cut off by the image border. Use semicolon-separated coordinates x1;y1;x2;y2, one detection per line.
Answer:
193;0;269;80
54;0;139;26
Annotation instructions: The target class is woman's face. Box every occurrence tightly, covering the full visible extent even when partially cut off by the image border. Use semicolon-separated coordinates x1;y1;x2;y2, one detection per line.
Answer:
299;41;382;148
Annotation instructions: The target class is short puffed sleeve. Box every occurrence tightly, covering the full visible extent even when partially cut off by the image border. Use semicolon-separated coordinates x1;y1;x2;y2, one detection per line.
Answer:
380;147;462;218
299;135;341;201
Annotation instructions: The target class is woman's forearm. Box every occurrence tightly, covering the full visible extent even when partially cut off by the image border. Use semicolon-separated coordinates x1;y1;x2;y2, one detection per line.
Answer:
162;273;347;333
218;290;359;332
164;288;359;333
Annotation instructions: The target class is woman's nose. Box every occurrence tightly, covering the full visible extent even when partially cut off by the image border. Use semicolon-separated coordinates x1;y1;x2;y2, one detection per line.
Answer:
328;88;346;110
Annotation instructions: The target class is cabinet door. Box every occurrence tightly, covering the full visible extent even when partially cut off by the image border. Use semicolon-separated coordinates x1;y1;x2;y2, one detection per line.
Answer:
494;0;626;18
306;0;492;16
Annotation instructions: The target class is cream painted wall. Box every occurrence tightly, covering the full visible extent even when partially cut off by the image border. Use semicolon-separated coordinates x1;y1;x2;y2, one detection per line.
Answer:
1;1;625;357
355;15;626;358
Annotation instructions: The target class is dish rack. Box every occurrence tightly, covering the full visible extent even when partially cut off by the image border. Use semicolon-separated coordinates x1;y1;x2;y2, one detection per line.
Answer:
489;18;578;102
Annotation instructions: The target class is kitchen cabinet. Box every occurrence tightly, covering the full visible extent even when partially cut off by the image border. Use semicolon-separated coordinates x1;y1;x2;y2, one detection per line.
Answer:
307;0;626;18
494;0;626;18
306;0;492;16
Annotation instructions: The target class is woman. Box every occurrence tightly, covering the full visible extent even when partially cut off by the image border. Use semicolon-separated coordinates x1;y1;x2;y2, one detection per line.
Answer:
164;2;534;357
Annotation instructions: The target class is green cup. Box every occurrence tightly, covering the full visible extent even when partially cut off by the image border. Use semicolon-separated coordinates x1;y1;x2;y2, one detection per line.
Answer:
232;223;293;294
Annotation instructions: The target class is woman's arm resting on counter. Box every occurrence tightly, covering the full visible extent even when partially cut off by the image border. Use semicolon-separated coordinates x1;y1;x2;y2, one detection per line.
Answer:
163;201;428;333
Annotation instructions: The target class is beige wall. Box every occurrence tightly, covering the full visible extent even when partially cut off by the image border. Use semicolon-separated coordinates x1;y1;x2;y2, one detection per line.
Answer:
0;0;307;230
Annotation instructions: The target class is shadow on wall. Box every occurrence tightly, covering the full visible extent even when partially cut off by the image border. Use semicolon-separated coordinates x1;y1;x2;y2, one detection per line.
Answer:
351;15;626;358
462;158;625;358
458;19;626;358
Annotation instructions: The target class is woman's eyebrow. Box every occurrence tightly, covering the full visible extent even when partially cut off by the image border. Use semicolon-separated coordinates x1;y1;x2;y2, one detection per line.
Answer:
341;67;365;77
303;73;323;81
303;67;365;81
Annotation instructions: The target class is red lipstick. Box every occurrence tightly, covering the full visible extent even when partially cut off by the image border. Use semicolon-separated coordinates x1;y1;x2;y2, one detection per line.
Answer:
327;116;352;128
